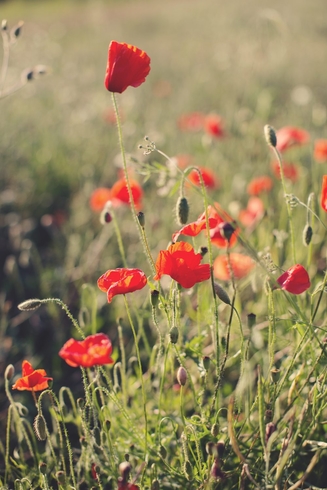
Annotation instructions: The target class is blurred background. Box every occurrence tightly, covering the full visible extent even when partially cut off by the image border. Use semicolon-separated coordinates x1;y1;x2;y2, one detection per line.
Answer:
1;0;327;429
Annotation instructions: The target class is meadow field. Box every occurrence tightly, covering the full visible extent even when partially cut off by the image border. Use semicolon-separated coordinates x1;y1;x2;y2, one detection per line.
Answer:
2;0;327;488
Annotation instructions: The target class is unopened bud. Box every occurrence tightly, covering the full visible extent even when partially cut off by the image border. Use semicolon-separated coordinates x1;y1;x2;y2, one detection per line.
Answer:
200;246;208;257
151;479;160;490
211;422;219;437
219;222;235;242
270;367;281;384
206;442;214;455
265;409;273;423
176;196;189;225
303;224;313;246
137;211;145;228
247;313;256;329
265;422;276;444
11;21;24;40
100;209;112;224
39;462;47;475
177;366;187;386
33;414;47;441
18;298;42;311
56;471;66;485
216;440;225;458
169;326;179;344
159;444;167;459
203;356;210;371
264;125;277;148
5;364;15;381
150;289;159;308
214;283;231;305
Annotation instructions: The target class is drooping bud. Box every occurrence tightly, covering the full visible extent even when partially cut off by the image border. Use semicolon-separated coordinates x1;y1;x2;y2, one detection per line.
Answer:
169;326;179;344
264;125;277;148
211;422;219;437
176;196;189;225
159;444;167;459
56;471;66;485
137;211;145;228
10;21;24;40
33;414;47;441
303;224;313;246
5;364;15;381
150;289;159;308
177;366;187;386
214;283;231;305
18;298;42;311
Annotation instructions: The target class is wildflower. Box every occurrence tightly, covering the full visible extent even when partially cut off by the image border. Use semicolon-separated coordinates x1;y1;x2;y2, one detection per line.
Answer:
271;160;299;182
177;112;205;132
204;114;225;138
321;175;327;212
276;264;310;294
247;176;273;196
12;360;52;391
198;204;239;248
98;268;147;303
172;216;218;243
213;253;254;281
59;333;114;368
154;241;211;288
314;139;327;162
275;126;310;152
89;188;112;212
104;41;151;94
187;166;219;189
110;177;143;210
238;197;265;227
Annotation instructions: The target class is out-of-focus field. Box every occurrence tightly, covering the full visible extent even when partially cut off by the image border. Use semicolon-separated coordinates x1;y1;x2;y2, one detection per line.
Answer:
1;0;327;480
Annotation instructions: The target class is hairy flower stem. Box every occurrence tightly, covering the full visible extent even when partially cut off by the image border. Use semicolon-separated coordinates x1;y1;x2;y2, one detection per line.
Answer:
123;294;148;456
272;147;296;263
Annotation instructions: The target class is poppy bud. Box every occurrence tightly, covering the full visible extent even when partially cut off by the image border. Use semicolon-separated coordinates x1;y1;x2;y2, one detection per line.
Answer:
33;414;47;441
200;246;208;257
150;289;159;308
137;211;145;228
264;125;277;148
219;222;235;242
211;422;219;437
177;366;187;386
11;21;23;40
214;283;231;305
159;444;167;459
5;364;15;381
39;462;47;475
265;422;276;444
217;440;225;458
265;409;273;423
176;196;189;225
1;19;8;31
100;209;112;224
203;356;210;371
247;313;256;329
104;419;111;432
18;298;42;311
56;471;66;485
206;441;214;455
270;367;281;383
151;479;160;490
169;326;179;344
303;224;313;246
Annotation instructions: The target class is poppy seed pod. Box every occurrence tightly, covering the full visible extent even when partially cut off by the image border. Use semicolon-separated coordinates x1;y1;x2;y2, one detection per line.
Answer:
176;196;189;225
264;125;277;148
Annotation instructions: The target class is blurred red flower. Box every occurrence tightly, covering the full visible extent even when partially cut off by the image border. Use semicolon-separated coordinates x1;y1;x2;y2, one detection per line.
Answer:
271;161;299;182
110;177;143;210
118;482;139;490
314;139;327;162
154;241;211;288
275;126;310;152
188;167;219;189
247;176;273;195
59;333;114;368
238;197;265;227
172;216;219;243
104;41;151;94
198;204;239;248
320;175;327;212
276;264;310;294
98;268;147;303
12;360;52;392
213;253;254;281
89;188;112;212
204;114;225;138
177;112;205;132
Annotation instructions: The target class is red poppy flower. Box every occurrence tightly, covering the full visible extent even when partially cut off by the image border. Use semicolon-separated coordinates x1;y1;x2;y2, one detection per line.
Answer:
154;241;211;288
104;41;151;94
188;167;219;189
98;268;147;303
177;112;205;132
320;175;327;212
110;178;143;210
204;114;225;138
247;176;273;196
59;333;114;368
172;216;219;243
276;264;310;294
89;188;112;212
271;161;299;182
314;139;327;163
275;126;310;152
213;253;255;281
198;204;239;248
238;197;265;227
12;360;52;392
